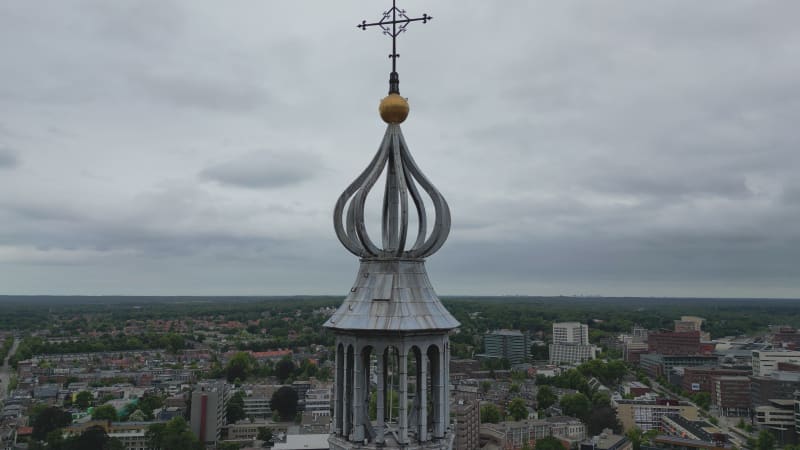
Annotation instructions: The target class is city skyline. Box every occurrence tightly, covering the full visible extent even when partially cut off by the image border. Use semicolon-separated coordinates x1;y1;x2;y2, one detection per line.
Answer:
1;1;799;297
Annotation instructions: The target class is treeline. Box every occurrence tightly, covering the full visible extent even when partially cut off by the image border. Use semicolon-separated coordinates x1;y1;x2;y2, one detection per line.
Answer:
443;296;800;344
10;333;187;368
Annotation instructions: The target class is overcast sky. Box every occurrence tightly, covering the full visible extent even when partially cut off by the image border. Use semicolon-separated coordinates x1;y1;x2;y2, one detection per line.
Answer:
1;1;798;298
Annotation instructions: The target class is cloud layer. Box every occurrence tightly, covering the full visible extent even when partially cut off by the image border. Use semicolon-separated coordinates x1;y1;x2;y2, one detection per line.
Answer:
0;1;798;297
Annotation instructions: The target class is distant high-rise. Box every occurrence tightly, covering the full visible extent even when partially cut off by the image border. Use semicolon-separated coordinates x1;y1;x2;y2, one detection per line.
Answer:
190;381;230;445
484;330;530;364
552;322;589;345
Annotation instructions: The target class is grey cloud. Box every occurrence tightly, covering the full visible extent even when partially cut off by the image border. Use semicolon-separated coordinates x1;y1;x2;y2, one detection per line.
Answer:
137;72;269;112
200;150;323;189
0;148;18;169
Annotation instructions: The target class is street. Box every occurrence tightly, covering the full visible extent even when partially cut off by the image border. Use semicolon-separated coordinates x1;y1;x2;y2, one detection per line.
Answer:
0;337;20;402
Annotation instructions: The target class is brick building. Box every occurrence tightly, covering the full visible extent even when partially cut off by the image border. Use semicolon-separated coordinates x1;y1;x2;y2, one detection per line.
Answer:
712;376;751;417
681;367;750;394
648;331;701;355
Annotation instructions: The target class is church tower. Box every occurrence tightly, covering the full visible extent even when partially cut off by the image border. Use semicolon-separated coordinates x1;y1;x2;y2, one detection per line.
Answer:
324;3;459;449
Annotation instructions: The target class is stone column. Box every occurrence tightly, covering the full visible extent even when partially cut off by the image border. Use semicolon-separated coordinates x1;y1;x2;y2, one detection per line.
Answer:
343;345;352;438
376;350;385;444
419;350;428;442
399;348;408;444
352;346;364;441
335;343;343;435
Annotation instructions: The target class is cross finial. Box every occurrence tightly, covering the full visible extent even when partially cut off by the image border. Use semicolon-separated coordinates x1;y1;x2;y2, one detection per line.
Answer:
357;0;433;94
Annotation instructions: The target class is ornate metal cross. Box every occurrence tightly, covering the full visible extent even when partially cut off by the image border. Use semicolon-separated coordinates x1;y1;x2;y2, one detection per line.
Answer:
357;0;432;94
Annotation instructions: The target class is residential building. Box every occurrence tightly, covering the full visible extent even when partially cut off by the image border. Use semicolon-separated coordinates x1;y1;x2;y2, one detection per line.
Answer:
794;391;800;436
484;330;530;364
553;322;589;345
482;417;585;450
550;322;597;365
190;381;230;445
452;399;479;450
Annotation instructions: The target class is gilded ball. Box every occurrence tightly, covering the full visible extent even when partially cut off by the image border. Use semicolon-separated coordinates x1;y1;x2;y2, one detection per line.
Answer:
379;94;410;124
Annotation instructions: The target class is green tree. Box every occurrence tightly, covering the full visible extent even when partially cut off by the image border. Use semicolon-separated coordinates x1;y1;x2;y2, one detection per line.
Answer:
756;430;776;450
591;390;611;408
625;428;643;450
31;406;73;440
480;404;501;424
92;404;118;421
63;426;125;450
257;427;273;443
75;391;94;410
585;406;621;435
508;397;528;421
225;352;256;383
271;386;298;421
536;385;557;410
227;391;247;423
146;417;203;450
275;358;296;383
559;392;591;420
535;436;564;449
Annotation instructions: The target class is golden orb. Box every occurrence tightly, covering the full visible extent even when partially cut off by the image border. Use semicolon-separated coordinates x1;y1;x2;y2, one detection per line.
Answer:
379;94;409;124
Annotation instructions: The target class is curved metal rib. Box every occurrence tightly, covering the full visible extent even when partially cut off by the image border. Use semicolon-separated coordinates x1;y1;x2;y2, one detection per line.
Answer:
333;124;450;259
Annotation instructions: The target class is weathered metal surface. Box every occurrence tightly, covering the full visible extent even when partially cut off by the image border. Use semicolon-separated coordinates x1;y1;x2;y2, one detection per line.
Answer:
324;259;459;331
333;124;450;260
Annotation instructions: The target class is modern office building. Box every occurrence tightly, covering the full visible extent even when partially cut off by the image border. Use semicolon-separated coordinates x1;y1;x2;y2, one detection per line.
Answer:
639;354;719;379
755;399;796;445
750;371;800;407
681;367;750;394
305;388;332;419
484;330;530;364
752;350;800;376
712;376;751;417
615;399;699;432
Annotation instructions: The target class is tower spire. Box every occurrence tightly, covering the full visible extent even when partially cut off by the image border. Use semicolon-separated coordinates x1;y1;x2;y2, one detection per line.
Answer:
326;4;456;449
357;0;432;94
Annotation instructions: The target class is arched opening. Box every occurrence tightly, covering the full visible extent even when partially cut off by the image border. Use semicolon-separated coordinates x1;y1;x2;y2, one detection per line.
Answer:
360;345;375;442
407;345;426;442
